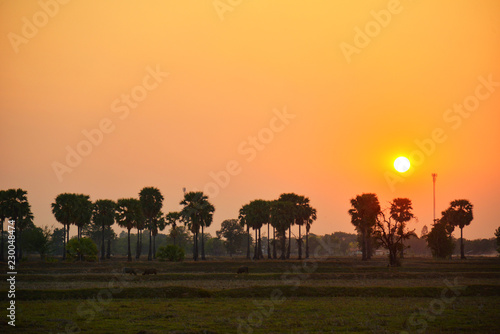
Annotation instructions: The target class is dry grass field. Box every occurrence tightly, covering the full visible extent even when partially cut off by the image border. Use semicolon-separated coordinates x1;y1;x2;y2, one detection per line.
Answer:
2;256;500;333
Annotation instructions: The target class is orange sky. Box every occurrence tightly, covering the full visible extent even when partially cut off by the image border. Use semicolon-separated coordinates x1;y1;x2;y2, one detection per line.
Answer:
1;0;499;240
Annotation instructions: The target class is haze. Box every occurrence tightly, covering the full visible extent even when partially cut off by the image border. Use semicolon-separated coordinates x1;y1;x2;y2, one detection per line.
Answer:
1;0;499;240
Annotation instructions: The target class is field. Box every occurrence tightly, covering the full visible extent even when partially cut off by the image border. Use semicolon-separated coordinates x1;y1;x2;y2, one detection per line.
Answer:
2;256;500;333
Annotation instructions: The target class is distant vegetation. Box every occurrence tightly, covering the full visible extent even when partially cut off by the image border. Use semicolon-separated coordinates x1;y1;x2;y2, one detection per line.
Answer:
0;188;497;265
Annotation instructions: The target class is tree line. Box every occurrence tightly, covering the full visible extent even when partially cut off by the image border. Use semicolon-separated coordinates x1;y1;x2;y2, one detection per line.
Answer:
348;193;477;266
1;188;499;264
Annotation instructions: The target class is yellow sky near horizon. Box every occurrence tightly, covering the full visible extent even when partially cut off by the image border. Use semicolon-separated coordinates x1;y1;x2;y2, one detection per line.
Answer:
1;0;499;240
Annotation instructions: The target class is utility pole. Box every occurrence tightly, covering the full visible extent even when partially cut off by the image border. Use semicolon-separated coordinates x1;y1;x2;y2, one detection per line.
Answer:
432;173;437;223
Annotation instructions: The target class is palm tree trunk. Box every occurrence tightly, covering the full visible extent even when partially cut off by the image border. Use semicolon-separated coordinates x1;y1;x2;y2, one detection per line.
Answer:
254;229;258;260
273;227;277;259
258;228;263;259
201;225;206;260
18;228;23;260
267;223;271;259
195;231;199;261
280;228;286;260
107;237;111;259
153;234;156;259
305;227;309;259
460;227;465;259
127;229;132;262
139;229;143;258
287;227;291;259
298;224;302;260
246;226;250;259
361;230;367;261
101;223;105;260
66;223;70;244
148;228;152;261
136;229;140;259
62;224;66;260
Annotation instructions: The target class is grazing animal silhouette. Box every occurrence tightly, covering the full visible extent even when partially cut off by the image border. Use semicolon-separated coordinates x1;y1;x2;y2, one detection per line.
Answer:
122;267;137;275
237;266;249;274
142;268;157;275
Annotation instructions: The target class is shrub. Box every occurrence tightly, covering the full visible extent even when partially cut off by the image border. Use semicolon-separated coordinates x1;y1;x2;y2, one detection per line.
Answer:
157;245;185;262
67;237;98;261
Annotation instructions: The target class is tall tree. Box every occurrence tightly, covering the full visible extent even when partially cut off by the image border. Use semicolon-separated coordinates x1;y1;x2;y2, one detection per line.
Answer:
304;205;317;259
278;194;302;259
390;198;415;259
139;187;164;261
445;199;473;259
494;226;500;254
239;200;269;260
52;193;79;260
4;189;33;261
348;193;381;261
180;191;214;261
200;201;215;260
293;196;316;260
92;200;116;261
116;198;143;262
74;195;93;243
374;198;417;267
152;210;167;259
425;212;455;259
270;199;294;260
217;219;247;257
166;211;182;246
238;204;252;260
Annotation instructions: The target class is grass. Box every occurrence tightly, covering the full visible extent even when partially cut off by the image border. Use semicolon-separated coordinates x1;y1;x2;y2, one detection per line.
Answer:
1;256;499;333
6;297;500;333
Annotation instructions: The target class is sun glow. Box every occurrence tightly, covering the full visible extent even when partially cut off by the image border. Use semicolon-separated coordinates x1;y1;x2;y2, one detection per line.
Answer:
394;157;410;173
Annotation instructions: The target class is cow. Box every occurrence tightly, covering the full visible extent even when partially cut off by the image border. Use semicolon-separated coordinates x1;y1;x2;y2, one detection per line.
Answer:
122;267;137;275
237;266;249;274
142;268;157;275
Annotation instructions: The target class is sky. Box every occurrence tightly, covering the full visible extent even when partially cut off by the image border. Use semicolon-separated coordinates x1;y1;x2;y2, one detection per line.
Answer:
1;0;499;241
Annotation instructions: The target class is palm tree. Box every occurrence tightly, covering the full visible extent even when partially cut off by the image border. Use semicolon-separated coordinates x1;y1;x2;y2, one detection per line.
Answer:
390;198;415;259
74;194;93;242
445;199;473;259
139;187;164;261
116;198;143;262
152;210;166;258
348;193;381;261
375;198;417;267
92;200;116;260
270;199;294;260
238;200;269;260
4;189;34;260
278;193;303;259
296;197;316;259
166;211;182;246
200;201;215;260
180;191;214;261
52;193;91;261
238;204;252;260
52;193;72;260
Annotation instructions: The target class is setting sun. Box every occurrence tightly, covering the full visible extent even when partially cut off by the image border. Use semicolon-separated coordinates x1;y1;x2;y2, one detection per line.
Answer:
394;157;411;173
